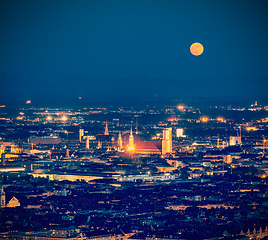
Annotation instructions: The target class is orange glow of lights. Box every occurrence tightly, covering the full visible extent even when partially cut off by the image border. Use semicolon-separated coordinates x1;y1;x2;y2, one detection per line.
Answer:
217;117;226;123
190;42;204;56
201;116;210;123
246;126;258;131
26;100;31;104
177;104;186;112
128;146;135;151
167;117;182;122
61;116;68;121
46;116;52;121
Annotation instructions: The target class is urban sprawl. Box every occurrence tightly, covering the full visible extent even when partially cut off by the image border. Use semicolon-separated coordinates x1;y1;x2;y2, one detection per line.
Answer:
0;101;268;240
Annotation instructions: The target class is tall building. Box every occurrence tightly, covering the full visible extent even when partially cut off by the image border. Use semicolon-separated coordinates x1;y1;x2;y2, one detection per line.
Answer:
86;138;89;149
129;127;134;150
136;117;138;134
66;149;69;158
104;121;109;135
79;129;84;142
97;140;102;149
162;128;172;155
118;132;123;150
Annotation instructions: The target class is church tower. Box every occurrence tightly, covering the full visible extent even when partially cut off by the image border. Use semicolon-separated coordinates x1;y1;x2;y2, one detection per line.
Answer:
104;121;109;135
97;140;102;149
118;132;123;150
79;129;84;142
129;126;134;150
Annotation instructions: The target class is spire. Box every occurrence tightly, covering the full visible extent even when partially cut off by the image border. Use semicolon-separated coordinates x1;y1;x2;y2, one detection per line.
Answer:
129;125;134;150
104;121;109;135
97;140;102;149
136;117;138;134
118;131;123;150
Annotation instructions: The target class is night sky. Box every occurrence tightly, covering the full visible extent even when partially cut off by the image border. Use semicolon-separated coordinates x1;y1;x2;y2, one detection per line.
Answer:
0;0;267;106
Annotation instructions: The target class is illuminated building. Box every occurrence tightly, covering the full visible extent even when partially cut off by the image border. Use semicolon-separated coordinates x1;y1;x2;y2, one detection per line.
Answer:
66;149;69;158
135;141;162;155
128;126;134;150
216;117;226;123
162;128;172;155
30;172;103;182
7;196;20;208
118;132;123;150
136;117;138;134
96;134;115;149
118;173;175;182
0;167;25;172
96;121;115;148
104;121;109;135
224;155;233;164
201;116;209;123
79;129;84;142
0;142;22;155
156;166;177;173
97;140;102;149
86;138;89;149
246;126;258;131
176;128;186;138
230;136;242;146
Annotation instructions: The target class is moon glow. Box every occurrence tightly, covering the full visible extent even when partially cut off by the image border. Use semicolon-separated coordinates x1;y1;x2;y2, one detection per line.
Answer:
190;42;204;56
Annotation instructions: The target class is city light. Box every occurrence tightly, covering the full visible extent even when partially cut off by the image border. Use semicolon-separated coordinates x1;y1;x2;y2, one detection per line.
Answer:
61;115;68;121
1;102;268;238
246;126;258;131
216;117;226;123
177;104;186;112
201;116;210;123
128;146;135;151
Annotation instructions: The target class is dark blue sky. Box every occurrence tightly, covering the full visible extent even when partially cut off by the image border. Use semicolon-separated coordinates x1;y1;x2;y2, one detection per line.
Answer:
0;0;267;106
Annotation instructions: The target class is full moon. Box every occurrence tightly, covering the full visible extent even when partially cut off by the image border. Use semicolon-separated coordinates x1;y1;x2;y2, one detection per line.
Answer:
190;42;204;56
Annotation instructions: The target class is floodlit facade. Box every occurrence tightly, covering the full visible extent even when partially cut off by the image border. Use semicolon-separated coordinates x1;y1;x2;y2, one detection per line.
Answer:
30;172;104;182
128;127;134;150
79;129;84;142
104;121;109;135
118;132;123;150
176;128;186;138
7;196;20;208
230;136;242;146
162;128;172;155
